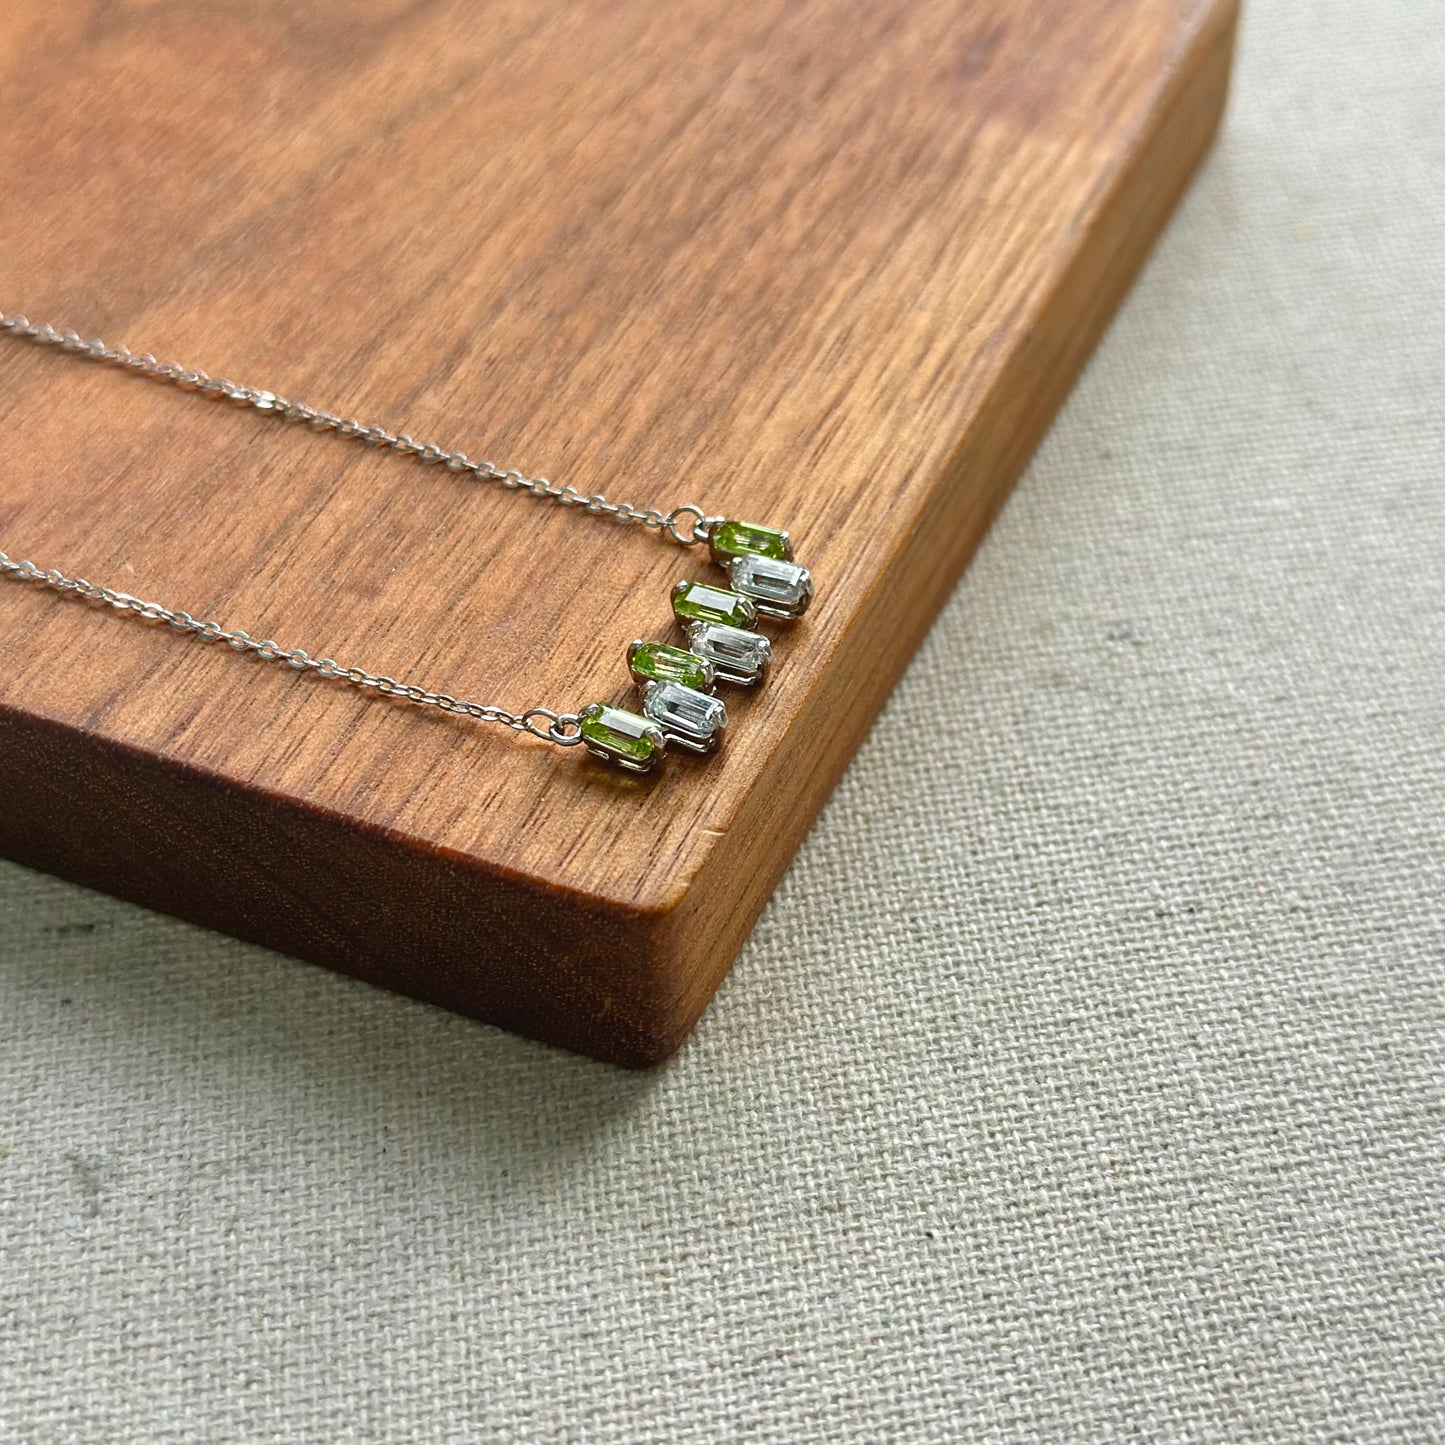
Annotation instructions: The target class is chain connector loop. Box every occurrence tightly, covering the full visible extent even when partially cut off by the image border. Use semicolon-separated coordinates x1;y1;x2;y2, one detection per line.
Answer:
663;504;720;547
548;713;584;745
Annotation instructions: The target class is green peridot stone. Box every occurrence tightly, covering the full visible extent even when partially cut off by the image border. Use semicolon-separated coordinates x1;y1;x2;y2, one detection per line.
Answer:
628;640;714;693
671;580;758;630
709;518;793;565
579;705;662;770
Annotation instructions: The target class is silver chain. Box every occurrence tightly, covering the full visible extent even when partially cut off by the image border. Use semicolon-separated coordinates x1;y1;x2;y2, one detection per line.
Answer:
0;309;736;749
0;551;585;745
0;311;720;548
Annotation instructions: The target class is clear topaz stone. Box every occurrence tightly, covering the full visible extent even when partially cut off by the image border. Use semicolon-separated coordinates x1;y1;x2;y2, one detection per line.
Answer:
728;554;814;619
685;622;772;686
642;681;727;753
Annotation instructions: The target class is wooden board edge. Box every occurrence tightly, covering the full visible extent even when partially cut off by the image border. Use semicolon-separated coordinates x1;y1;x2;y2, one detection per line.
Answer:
648;0;1241;1058
0;701;684;1066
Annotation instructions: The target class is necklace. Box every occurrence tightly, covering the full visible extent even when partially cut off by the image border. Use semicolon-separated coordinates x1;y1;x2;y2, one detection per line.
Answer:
0;312;815;774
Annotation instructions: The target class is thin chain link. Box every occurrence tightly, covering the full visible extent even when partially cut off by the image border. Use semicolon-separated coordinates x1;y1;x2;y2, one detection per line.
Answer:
0;311;720;548
0;551;585;747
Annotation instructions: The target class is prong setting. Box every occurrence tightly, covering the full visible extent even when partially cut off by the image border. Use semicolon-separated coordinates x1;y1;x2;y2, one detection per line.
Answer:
708;519;794;567
726;554;814;619
685;621;772;686
579;703;666;772
641;680;727;753
671;579;759;630
627;638;716;693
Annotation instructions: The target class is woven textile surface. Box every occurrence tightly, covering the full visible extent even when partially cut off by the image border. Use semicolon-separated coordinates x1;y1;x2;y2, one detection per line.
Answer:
2;2;1441;1440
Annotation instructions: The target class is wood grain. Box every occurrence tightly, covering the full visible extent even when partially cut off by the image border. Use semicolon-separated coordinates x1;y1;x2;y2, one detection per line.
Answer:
0;0;1236;1064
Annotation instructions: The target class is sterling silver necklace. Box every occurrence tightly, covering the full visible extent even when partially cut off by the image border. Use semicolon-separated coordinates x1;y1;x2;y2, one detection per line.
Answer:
0;312;815;774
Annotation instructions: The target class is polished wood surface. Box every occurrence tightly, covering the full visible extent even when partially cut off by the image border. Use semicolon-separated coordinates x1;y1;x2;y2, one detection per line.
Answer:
0;0;1236;1064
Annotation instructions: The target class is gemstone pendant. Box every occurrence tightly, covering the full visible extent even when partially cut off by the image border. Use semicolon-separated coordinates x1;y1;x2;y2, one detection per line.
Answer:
671;579;758;630
627;639;715;693
727;554;814;620
708;519;794;566
641;680;727;753
686;621;772;686
579;704;666;772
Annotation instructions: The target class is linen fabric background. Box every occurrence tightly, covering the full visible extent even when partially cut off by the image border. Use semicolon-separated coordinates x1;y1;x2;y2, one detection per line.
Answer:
2;2;1441;1440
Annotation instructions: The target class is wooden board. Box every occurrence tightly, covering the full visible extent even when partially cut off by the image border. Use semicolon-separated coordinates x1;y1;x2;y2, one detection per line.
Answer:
0;0;1236;1066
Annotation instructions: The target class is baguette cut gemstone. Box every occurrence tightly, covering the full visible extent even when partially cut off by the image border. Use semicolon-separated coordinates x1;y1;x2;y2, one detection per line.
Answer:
579;704;665;772
671;579;757;630
686;621;772;686
642;681;727;753
728;554;814;619
627;640;714;693
709;519;793;565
